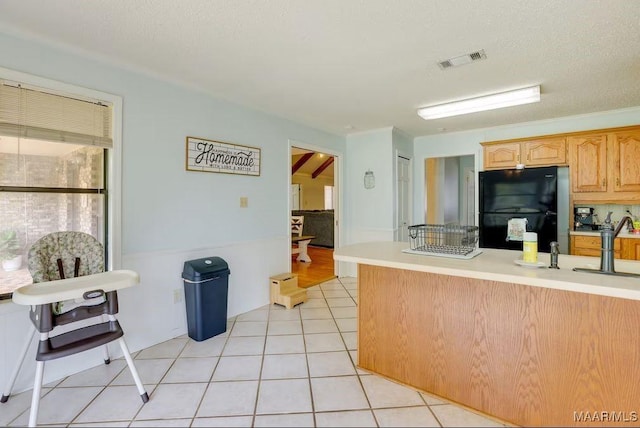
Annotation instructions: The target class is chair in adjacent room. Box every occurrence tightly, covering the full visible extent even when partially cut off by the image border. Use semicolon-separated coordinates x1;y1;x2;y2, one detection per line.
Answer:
291;215;304;237
1;231;148;427
291;215;314;263
291;215;304;256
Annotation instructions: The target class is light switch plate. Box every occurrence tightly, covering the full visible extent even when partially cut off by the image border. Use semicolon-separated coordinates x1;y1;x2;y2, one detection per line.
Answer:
240;197;248;208
173;289;183;303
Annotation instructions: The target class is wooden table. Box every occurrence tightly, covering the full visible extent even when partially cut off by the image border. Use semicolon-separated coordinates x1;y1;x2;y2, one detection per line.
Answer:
291;235;315;262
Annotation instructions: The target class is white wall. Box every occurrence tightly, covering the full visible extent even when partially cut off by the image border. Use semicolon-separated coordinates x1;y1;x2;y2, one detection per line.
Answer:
0;30;345;393
341;127;415;276
344;128;395;244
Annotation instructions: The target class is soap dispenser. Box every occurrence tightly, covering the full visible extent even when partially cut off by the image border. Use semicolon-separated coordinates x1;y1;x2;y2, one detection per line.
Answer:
549;241;560;269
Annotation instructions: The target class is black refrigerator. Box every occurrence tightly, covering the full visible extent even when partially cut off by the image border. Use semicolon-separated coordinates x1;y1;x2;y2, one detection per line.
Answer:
479;166;569;254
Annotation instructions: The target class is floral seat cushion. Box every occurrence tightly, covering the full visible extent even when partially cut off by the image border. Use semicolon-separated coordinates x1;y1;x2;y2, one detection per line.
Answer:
28;231;104;284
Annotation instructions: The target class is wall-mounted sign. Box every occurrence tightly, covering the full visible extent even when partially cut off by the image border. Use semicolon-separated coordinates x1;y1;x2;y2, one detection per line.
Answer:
186;136;261;176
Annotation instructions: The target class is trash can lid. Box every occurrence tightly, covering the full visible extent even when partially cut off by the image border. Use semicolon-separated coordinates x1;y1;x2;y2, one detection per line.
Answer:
182;257;230;282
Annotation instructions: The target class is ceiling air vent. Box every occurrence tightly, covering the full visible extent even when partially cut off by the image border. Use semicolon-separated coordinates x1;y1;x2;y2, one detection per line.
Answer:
438;49;487;70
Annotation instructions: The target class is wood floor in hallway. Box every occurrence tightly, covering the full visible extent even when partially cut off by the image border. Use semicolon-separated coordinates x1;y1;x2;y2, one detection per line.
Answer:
291;246;336;288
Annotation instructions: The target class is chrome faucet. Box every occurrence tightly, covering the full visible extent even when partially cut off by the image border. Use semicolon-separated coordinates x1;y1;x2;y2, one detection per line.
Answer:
599;212;631;273
573;212;639;277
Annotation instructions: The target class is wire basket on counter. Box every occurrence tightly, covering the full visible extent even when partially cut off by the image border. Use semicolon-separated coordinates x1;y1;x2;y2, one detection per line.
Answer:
407;224;479;256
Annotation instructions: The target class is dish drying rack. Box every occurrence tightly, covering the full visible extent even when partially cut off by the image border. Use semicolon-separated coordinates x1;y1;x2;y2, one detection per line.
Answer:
403;224;482;259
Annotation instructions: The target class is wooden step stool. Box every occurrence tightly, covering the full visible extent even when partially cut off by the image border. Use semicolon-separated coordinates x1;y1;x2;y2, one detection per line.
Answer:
270;273;307;309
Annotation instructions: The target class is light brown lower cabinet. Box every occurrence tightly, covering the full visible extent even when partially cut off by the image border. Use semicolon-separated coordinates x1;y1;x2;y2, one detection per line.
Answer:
570;235;621;258
622;237;640;260
570;235;640;260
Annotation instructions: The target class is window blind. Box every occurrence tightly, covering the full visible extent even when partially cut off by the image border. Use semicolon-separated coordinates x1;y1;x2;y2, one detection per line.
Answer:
0;81;112;148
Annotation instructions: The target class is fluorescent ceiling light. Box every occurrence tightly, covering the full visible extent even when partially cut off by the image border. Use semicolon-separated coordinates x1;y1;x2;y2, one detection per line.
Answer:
417;85;541;120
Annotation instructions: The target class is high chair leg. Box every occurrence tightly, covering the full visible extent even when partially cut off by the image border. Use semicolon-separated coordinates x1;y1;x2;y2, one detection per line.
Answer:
28;345;46;428
102;344;111;365
102;315;111;364
1;325;36;403
117;338;149;403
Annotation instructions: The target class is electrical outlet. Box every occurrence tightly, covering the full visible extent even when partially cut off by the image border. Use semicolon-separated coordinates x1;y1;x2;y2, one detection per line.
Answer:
240;196;248;208
173;289;183;303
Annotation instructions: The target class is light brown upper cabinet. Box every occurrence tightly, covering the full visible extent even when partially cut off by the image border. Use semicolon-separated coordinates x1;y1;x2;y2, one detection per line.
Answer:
612;130;640;192
568;127;640;201
482;137;566;170
567;133;608;192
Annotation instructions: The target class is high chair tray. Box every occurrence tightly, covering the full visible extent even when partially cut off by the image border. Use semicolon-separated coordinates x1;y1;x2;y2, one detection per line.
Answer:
12;270;140;306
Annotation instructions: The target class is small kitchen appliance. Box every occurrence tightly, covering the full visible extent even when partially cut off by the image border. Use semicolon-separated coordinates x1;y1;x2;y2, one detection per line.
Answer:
574;207;596;231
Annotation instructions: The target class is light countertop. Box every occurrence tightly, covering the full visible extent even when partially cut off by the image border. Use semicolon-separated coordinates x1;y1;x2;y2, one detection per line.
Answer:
334;241;640;301
570;229;640;238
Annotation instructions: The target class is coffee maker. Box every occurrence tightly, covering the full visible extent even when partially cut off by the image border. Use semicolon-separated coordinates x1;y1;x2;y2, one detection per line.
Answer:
574;206;596;230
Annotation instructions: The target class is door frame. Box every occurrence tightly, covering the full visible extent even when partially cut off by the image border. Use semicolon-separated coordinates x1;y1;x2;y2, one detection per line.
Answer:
288;139;343;276
395;153;412;241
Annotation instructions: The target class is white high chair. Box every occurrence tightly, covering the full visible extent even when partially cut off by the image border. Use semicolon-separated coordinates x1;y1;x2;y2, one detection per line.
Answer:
0;232;148;427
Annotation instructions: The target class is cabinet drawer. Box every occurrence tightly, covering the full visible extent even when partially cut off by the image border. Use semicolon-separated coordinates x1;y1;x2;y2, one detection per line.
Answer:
572;236;621;249
573;248;602;257
571;235;622;258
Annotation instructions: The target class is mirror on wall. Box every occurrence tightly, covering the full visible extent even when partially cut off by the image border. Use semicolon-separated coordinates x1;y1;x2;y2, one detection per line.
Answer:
425;155;475;225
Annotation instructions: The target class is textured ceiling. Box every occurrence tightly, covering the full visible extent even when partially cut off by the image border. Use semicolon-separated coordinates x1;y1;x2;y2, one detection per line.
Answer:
1;0;639;137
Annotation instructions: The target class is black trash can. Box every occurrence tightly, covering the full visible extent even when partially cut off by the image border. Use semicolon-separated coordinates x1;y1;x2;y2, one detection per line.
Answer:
181;257;231;341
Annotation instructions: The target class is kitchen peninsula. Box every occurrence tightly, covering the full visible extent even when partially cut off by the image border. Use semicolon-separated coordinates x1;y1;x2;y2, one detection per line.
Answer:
335;242;640;427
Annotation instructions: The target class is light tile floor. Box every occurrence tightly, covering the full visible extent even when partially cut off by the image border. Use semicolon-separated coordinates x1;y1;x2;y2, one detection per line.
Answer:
1;277;509;427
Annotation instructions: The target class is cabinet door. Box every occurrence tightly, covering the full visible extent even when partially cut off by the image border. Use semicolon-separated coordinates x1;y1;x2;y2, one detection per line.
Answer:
567;134;608;192
523;138;566;166
621;238;640;260
483;142;521;169
611;131;640;192
570;235;621;258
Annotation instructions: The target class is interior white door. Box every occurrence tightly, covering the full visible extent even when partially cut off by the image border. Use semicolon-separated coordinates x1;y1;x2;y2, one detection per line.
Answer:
396;156;411;241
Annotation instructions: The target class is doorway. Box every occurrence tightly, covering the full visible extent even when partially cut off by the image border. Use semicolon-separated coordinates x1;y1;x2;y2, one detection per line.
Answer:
396;155;411;241
425;155;475;225
289;142;340;287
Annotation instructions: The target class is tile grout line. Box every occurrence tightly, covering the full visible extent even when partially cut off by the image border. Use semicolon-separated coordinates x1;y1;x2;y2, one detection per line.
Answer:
335;277;381;426
249;301;280;425
15;276;491;427
188;317;235;424
300;285;318;426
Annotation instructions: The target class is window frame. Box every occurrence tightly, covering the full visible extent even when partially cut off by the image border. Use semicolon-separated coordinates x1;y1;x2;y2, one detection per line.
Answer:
0;67;123;277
